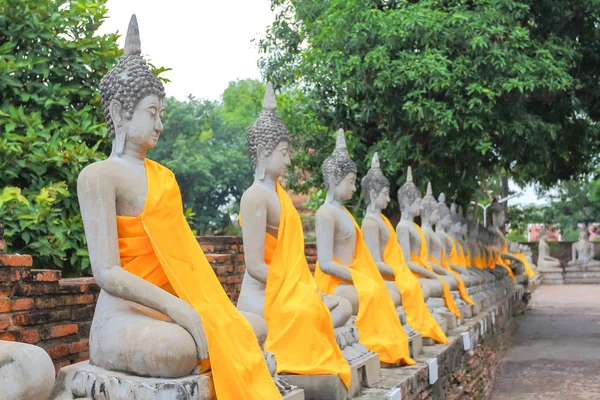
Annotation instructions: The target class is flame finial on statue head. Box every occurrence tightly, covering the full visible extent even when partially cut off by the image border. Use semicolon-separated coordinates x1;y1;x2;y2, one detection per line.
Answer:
124;15;141;56
371;152;380;169
438;192;446;203
406;166;413;183
263;82;277;110
426;182;433;197
336;128;347;151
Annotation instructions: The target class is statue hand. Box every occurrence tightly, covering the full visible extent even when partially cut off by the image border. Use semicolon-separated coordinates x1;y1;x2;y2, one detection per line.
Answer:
322;294;339;311
170;305;209;360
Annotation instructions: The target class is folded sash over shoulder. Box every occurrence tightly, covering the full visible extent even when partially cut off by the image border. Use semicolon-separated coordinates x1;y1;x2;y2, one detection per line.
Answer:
116;159;281;400
315;209;414;366
259;183;351;388
380;215;447;344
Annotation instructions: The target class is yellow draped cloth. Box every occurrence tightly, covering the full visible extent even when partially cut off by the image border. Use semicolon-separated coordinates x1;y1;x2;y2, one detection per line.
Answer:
314;209;414;366
457;242;469;268
494;250;516;280
259;183;351;388
117;159;281;400
429;243;475;306
410;223;461;318
379;215;448;344
500;245;535;277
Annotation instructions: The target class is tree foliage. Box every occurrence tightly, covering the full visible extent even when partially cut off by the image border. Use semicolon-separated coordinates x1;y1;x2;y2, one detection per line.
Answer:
259;0;600;209
148;80;261;235
0;0;120;276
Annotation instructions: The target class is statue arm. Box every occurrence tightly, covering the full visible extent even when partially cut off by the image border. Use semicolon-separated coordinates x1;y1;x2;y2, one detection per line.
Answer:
77;168;208;359
362;218;394;278
239;191;269;284
315;210;353;282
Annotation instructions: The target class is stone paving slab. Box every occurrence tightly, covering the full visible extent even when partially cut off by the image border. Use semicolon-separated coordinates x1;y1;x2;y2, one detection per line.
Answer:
492;285;600;400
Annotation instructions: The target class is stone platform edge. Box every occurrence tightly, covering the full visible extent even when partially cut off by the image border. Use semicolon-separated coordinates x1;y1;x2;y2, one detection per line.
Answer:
353;287;525;400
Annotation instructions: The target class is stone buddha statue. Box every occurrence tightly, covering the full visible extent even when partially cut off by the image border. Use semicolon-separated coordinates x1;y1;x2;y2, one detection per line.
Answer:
395;170;461;321
314;130;414;367
435;195;480;287
60;15;282;399
538;228;561;269
419;183;459;291
361;154;448;345
487;202;535;279
237;83;353;394
395;168;444;299
568;223;600;267
448;204;485;284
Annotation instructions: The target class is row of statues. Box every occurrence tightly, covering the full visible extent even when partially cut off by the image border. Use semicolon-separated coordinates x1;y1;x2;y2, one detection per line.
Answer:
2;15;537;400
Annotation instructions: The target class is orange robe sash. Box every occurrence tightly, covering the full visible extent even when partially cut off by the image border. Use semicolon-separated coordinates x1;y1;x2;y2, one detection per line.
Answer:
380;215;447;344
260;184;351;388
117;159;281;400
432;243;475;306
501;245;534;278
410;223;461;318
314;209;414;366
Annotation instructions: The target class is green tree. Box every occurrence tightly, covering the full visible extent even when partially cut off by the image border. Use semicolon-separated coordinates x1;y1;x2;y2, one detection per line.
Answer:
259;0;600;210
149;80;262;234
0;0;120;276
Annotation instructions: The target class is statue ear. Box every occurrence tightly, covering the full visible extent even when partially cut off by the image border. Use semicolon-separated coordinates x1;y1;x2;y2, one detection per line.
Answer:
369;190;378;207
109;99;123;126
110;99;126;155
257;144;267;162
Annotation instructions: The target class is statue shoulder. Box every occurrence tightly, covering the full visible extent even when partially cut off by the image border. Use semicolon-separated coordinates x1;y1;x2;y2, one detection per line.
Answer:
240;185;270;211
77;159;118;190
361;214;380;231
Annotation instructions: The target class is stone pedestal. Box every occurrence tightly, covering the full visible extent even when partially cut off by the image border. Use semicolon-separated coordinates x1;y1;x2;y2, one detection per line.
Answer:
283;375;341;400
404;325;423;358
51;361;304;400
437;311;458;330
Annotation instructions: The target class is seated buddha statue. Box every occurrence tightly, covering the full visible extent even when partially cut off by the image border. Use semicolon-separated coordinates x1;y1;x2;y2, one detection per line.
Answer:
487;202;535;278
435;194;481;288
537;228;561;269
465;219;498;283
361;154;448;344
314;130;414;366
568;223;600;267
236;83;352;390
75;16;281;399
395;170;461;319
448;204;485;285
419;183;460;291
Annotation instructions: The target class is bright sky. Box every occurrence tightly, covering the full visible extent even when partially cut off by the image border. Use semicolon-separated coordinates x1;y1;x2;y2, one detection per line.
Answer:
98;0;275;101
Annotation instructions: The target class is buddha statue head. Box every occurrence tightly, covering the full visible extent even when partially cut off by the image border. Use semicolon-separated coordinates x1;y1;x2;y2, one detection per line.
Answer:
450;204;462;236
323;129;357;202
487;201;505;228
578;223;590;241
466;216;479;242
99;15;166;156
437;193;451;231
397;167;422;218
246;82;292;180
421;182;440;226
361;152;390;212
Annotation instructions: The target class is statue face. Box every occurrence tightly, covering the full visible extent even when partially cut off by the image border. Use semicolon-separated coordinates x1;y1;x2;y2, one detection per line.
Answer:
439;214;451;230
371;187;390;211
335;172;356;201
428;207;440;225
409;197;422;217
262;140;291;179
450;220;461;235
118;94;164;150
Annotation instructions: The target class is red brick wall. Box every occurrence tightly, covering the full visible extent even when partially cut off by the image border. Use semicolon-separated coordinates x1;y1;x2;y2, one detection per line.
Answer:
0;253;98;373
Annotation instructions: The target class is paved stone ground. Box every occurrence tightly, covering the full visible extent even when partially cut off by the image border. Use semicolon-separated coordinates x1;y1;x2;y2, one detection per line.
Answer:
492;285;600;400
